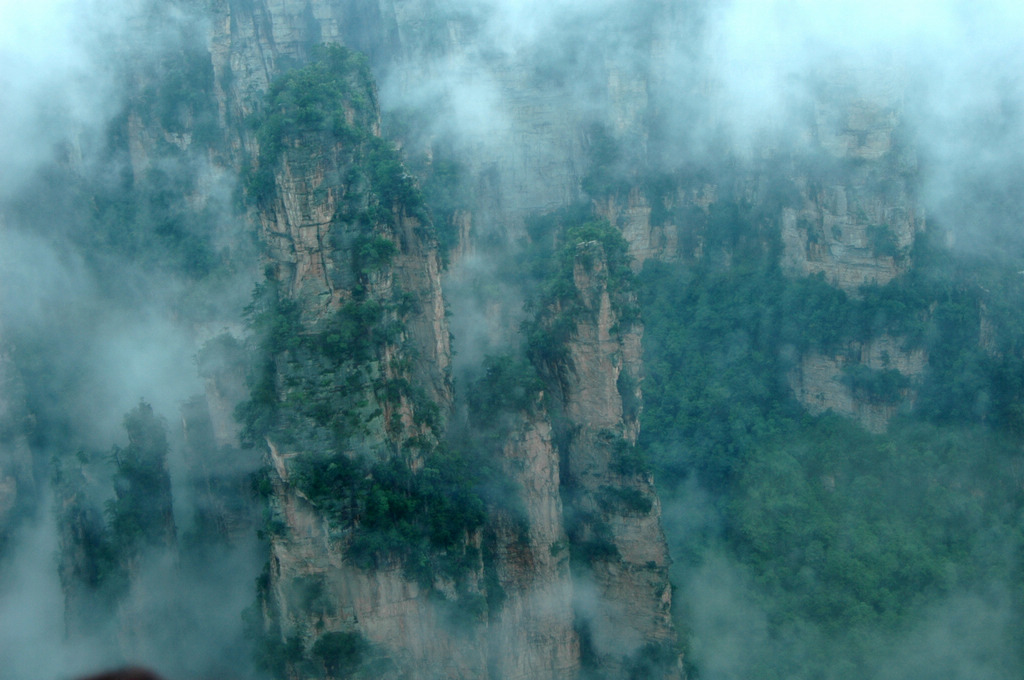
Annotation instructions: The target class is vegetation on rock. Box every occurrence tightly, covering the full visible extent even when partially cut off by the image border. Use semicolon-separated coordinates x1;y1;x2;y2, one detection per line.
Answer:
638;204;1024;678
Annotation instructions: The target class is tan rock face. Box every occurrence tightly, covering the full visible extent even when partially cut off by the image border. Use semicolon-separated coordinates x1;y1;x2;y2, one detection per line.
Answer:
592;60;923;299
252;85;452;426
238;40;477;677
551;242;681;676
780;167;921;294
262;409;580;680
565;247;629;435
788;334;927;432
199;4;684;676
780;84;924;293
488;413;580;680
608;140;923;294
267;479;491;679
206;0;355;123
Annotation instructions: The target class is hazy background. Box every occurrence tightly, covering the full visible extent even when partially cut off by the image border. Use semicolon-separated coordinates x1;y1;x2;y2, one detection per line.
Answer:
1;1;260;678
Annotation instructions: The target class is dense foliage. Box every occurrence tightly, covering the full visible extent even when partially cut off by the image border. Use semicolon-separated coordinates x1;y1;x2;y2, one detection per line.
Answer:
523;217;638;376
50;402;178;611
638;217;1024;678
733;418;1024;628
465;354;545;428
237;49;512;680
245;44;430;228
106;402;176;557
234;274;414;453
288;449;486;585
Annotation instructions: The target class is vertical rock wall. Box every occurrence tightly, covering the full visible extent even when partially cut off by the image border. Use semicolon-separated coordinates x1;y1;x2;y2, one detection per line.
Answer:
551;241;679;677
487;413;580;680
210;5;684;675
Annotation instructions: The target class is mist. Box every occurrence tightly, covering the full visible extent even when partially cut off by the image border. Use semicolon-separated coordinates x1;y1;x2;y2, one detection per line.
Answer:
2;1;1024;678
697;0;1024;253
375;2;1024;678
1;1;260;678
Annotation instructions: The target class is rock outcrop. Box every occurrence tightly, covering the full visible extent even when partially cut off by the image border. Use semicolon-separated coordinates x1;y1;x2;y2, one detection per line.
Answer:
484;409;580;680
542;240;680;677
788;334;928;433
240;45;482;678
263;474;492;678
598;70;923;290
594;62;928;429
236;33;681;679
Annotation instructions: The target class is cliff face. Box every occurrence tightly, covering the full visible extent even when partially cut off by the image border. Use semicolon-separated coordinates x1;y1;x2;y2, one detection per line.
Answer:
788;334;928;433
21;0;934;671
601;72;923;287
777;89;927;429
234;38;682;676
595;64;927;430
550;241;678;677
780;78;923;293
487;411;580;679
245;45;449;448
0;1;679;673
239;45;485;678
263;475;491;678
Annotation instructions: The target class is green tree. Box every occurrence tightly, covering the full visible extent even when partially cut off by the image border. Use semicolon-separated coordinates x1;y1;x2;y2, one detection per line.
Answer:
106;401;176;555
